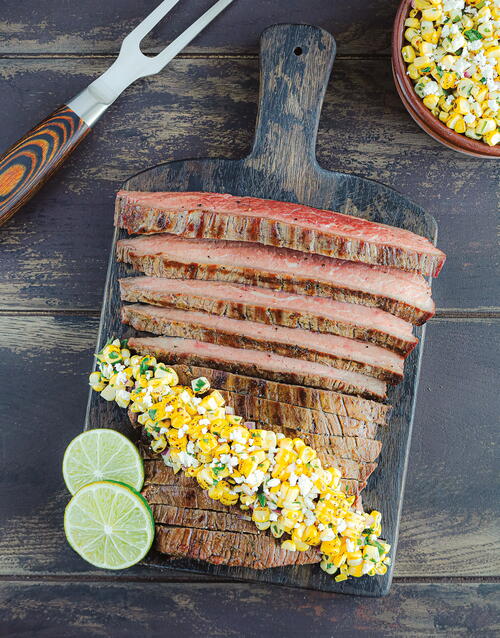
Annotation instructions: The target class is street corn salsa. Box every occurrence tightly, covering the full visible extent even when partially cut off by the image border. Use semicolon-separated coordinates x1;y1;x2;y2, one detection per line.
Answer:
402;0;500;145
90;339;391;582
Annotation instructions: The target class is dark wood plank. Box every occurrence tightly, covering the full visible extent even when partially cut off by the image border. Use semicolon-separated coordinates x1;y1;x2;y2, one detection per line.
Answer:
0;0;399;57
1;581;499;637
0;57;497;312
0;316;497;578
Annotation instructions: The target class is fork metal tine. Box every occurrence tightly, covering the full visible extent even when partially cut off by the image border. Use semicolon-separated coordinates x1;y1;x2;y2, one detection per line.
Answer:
122;0;182;45
67;0;236;126
149;0;235;72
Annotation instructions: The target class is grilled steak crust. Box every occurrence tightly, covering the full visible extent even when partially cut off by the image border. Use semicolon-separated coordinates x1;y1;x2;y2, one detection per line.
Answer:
154;526;320;569
172;364;389;425
128;337;387;400
116;235;434;325
115;191;445;277
129;392;379;440
141;476;320;568
122;304;404;383
119;276;417;355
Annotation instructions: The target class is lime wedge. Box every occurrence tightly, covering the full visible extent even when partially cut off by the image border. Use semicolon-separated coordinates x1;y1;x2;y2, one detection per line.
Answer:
64;480;155;569
62;429;144;495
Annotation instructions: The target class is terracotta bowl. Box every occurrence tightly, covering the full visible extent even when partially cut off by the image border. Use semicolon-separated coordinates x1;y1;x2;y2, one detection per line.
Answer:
392;0;500;158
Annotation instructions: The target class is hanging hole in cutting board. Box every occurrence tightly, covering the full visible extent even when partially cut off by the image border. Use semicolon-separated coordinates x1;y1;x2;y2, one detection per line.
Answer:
294;46;303;56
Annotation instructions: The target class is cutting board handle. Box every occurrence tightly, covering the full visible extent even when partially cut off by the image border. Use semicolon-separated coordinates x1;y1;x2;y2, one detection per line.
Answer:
247;24;336;175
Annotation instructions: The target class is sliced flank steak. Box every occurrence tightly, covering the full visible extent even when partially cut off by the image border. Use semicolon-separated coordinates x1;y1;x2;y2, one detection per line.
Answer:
120;276;417;355
122;304;404;383
171;365;389;425
129;386;381;440
115;191;445;277
116;234;434;325
128;336;387;400
154;526;320;569
142;461;368;500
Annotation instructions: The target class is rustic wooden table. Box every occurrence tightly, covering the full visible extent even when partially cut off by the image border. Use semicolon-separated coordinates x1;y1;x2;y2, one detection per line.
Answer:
0;2;498;636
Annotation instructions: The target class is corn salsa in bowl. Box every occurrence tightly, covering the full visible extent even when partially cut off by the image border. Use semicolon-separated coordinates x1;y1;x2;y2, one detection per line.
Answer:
393;0;500;156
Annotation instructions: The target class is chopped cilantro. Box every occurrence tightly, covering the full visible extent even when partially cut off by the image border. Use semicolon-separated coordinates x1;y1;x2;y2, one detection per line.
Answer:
139;361;150;376
436;65;444;78
257;492;266;507
480;77;487;84
108;351;120;359
212;464;225;476
452;15;461;23
148;408;157;419
421;66;431;73
120;339;128;348
370;540;386;555
464;29;483;42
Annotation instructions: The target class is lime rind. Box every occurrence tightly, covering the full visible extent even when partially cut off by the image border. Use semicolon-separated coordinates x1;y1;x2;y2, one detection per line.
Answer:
64;480;155;570
62;429;144;495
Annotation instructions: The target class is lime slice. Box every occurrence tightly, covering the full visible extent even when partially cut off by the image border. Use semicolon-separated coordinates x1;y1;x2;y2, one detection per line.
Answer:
64;480;155;569
62;429;144;495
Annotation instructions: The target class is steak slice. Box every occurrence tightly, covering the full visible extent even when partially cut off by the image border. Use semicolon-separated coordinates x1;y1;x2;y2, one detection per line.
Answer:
120;277;417;355
141;478;320;568
130;395;379;440
128;336;387;400
142;464;365;500
122;304;404;383
115;191;445;277
116;234;434;325
154;527;320;569
172;365;389;425
129;410;381;461
152;504;258;534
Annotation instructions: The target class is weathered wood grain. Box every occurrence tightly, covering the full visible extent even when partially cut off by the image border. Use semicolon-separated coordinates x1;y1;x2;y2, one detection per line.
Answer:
0;0;399;57
1;581;499;637
0;57;497;312
0;315;497;577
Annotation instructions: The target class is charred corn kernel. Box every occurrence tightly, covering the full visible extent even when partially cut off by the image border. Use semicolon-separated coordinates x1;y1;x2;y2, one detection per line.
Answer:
455;97;471;114
440;71;458;89
486;45;500;59
405;17;420;28
465;126;482;139
456;79;475;97
414;55;432;70
423;94;439;109
421;7;442;21
476;118;496;135
484;129;500;145
405;27;420;43
407;63;420;80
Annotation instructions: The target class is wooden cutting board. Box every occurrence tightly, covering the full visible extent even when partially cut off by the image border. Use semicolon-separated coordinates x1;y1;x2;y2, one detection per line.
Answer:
85;23;437;596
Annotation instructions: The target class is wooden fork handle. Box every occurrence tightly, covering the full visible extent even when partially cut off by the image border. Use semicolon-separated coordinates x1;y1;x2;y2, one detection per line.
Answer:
0;105;90;228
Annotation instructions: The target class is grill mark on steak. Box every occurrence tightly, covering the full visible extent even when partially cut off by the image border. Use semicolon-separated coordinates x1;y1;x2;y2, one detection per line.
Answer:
130;408;381;461
128;336;387;400
151;504;258;534
154;526;320;569
119;276;417;355
122;304;404;383
172;365;389;425
116;234;434;325
115;191;445;277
